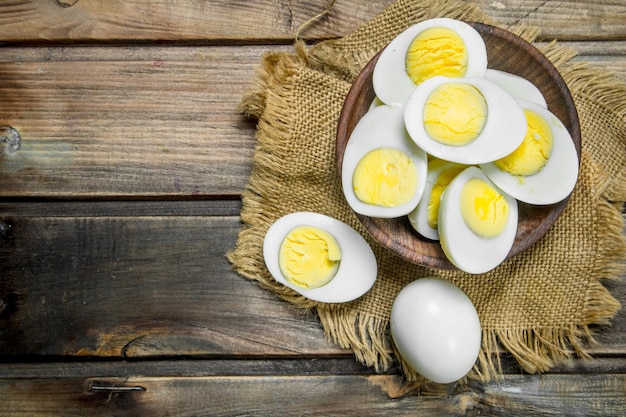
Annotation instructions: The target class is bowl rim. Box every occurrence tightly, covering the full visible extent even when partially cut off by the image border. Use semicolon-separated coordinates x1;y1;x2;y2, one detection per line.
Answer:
336;21;581;270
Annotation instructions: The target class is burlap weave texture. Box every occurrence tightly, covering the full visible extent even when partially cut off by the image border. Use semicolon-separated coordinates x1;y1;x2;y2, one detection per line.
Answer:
229;0;626;381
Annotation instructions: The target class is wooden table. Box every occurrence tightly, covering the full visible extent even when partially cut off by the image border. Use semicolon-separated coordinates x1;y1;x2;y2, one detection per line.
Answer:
0;1;624;415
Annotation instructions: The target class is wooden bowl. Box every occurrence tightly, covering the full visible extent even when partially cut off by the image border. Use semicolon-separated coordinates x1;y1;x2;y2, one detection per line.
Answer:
336;22;581;270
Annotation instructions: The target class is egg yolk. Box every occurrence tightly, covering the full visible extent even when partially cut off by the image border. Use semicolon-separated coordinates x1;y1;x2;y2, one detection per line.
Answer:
405;27;468;85
494;109;553;176
460;178;509;239
353;147;419;207
427;166;465;229
278;226;341;289
423;83;487;146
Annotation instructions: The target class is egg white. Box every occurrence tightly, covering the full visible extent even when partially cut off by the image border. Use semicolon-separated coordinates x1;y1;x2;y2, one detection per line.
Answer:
485;69;547;108
372;17;488;106
341;104;428;218
263;212;377;303
390;277;482;384
404;76;527;164
368;96;384;111
479;99;579;205
438;166;518;274
408;160;466;241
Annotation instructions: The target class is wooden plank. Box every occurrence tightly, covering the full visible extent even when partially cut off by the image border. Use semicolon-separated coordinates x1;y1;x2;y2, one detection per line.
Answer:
0;200;243;218
0;215;624;358
0;1;624;44
0;215;344;358
0;0;394;44
0;358;376;379
0;46;265;198
0;356;624;380
566;40;626;81
0;373;624;416
0;45;624;199
474;0;626;41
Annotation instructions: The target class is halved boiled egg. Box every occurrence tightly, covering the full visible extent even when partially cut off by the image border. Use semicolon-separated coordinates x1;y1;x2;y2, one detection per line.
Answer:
341;104;428;218
373;18;488;106
408;159;466;240
480;99;579;205
485;69;547;108
263;212;377;303
404;76;527;164
369;96;384;111
439;166;518;274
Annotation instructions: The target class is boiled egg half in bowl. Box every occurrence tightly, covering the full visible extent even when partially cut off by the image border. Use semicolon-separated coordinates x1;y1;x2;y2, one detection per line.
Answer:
373;17;488;106
480;99;580;205
408;159;467;241
438;166;519;274
484;69;547;108
404;76;528;165
341;104;428;218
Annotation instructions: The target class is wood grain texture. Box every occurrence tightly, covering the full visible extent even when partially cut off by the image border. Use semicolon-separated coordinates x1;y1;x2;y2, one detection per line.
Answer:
1;374;625;416
0;216;340;358
1;356;625;379
0;45;623;199
0;0;393;44
473;0;626;41
0;215;624;358
0;46;266;198
0;0;623;43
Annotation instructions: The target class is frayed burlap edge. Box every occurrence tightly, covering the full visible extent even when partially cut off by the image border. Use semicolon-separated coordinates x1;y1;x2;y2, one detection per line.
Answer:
231;51;324;311
233;52;397;371
229;0;626;384
319;305;393;372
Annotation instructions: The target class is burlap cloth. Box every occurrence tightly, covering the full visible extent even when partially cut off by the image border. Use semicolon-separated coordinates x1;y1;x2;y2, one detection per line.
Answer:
228;0;626;382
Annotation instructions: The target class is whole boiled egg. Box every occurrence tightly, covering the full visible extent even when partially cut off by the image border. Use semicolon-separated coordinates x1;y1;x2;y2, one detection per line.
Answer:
263;212;377;303
391;277;482;384
404;76;527;164
480;99;579;205
341;104;428;218
438;166;518;274
373;18;488;106
408;159;466;240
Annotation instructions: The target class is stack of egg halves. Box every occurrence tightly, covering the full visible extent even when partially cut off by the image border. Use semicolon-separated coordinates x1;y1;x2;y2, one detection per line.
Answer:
341;18;579;274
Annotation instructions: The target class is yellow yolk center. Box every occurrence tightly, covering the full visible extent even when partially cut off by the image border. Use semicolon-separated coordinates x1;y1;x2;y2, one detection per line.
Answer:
460;178;509;239
494;109;553;176
423;83;488;146
405;27;469;85
353;147;419;207
427;166;465;229
278;226;341;289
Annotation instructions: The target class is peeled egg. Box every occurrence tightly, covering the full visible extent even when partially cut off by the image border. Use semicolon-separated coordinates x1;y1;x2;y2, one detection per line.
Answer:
404;76;527;164
341;104;428;218
391;277;482;384
408;159;466;240
373;18;488;106
369;96;384;111
480;99;579;205
439;166;518;274
263;212;377;303
485;69;547;108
